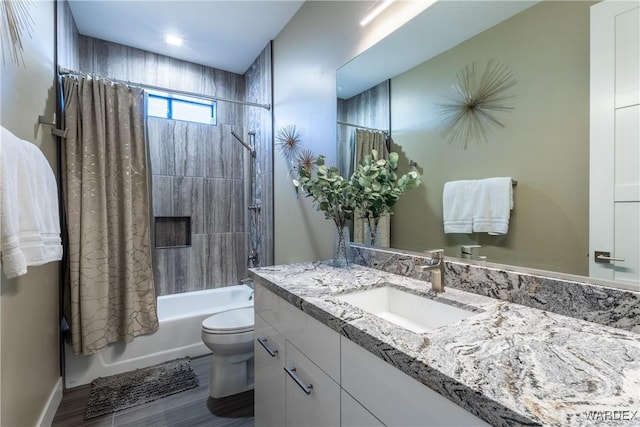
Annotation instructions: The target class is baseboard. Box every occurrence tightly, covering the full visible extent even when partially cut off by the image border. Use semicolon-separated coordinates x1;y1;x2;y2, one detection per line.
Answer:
37;377;63;427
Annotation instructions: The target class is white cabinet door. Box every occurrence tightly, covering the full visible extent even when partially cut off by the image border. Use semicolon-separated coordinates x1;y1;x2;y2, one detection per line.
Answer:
341;389;384;427
590;0;640;288
285;341;340;427
255;284;341;381
254;314;286;427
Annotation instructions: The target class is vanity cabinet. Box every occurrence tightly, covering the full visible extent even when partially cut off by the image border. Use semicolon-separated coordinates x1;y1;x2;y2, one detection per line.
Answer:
254;314;285;427
341;337;489;426
254;283;489;427
255;285;340;427
285;341;340;427
341;390;384;427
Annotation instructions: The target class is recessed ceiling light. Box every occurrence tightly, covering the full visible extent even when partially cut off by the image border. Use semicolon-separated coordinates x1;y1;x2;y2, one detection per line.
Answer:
165;35;183;47
360;0;394;26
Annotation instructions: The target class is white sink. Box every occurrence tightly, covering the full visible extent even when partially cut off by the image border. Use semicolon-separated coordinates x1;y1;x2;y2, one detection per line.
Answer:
335;286;475;333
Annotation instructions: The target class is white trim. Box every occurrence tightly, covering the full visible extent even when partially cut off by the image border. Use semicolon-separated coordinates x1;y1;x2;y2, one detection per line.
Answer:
1;268;3;427
36;377;63;427
589;0;616;280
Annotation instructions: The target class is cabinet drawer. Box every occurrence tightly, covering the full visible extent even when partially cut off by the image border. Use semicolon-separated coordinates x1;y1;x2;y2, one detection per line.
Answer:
285;341;340;427
341;337;489;426
256;284;340;381
255;314;285;427
255;282;282;322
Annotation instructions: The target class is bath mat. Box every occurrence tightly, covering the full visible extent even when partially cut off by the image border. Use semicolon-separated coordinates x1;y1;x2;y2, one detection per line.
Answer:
84;357;199;419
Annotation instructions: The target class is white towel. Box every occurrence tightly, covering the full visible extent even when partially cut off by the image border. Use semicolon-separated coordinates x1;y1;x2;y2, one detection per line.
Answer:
1;126;62;279
472;177;513;235
442;180;476;233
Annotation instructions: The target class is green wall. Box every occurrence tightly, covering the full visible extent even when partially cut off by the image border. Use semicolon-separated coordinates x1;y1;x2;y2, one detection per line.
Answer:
273;1;431;264
391;1;595;275
1;1;61;425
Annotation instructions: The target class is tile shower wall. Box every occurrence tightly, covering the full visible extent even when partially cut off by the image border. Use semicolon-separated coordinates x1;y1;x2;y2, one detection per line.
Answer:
56;0;80;70
148;119;246;294
337;80;390;175
78;36;251;295
244;42;274;267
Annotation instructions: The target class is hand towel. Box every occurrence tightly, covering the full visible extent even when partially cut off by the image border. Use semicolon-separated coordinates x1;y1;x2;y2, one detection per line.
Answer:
1;126;62;279
472;177;513;235
442;180;476;233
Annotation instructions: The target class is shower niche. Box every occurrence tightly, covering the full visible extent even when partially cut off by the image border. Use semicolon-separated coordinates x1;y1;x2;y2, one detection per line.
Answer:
155;216;192;248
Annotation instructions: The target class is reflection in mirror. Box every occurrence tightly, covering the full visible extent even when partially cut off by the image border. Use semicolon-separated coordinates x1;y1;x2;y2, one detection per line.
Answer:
337;81;391;246
337;0;638;287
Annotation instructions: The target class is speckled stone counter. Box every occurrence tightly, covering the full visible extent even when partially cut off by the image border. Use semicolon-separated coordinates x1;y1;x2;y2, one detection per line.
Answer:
249;261;640;427
351;245;640;333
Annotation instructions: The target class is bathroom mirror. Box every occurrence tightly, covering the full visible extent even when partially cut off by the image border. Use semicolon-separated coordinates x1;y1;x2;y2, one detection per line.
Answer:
337;0;616;279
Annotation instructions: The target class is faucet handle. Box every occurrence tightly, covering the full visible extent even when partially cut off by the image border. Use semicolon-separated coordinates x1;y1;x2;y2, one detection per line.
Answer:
426;249;444;258
460;245;487;261
460;245;481;255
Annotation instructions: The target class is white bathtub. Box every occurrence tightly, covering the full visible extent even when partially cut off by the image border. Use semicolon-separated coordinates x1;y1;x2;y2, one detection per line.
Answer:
64;285;254;388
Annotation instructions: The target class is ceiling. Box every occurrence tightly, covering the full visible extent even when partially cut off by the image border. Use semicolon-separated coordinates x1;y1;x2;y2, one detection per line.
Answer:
68;0;305;74
68;1;541;87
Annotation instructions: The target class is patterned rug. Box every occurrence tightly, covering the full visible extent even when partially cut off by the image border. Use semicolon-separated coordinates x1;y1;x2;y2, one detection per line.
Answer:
84;357;199;419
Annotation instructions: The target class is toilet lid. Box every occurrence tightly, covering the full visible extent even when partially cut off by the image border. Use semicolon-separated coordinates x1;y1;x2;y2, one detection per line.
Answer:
202;307;254;334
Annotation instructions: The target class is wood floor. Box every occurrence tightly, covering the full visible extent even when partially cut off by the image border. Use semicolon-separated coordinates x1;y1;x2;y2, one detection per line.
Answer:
52;355;254;427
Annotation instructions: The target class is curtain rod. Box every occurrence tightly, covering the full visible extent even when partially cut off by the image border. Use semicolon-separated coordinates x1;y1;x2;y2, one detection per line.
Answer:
58;66;271;111
337;121;389;134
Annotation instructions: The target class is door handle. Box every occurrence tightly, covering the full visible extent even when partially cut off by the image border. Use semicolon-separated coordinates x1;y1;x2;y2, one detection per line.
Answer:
595;251;625;263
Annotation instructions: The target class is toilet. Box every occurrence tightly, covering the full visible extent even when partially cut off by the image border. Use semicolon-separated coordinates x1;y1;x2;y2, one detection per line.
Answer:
201;306;255;398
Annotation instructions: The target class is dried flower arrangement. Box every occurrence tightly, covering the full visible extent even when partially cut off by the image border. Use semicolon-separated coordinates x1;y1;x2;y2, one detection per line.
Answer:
0;0;34;66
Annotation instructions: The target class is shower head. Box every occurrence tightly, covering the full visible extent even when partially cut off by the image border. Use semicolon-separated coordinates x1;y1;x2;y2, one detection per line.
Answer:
231;130;255;157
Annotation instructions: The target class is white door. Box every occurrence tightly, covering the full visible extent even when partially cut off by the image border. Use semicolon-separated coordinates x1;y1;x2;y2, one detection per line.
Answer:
590;0;640;289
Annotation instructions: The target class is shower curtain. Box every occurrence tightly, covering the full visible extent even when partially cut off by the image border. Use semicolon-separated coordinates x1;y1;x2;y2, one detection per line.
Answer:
353;128;391;247
61;75;158;355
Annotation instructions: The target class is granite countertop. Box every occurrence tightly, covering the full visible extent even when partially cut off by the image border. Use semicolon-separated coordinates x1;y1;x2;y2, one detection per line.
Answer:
248;261;640;427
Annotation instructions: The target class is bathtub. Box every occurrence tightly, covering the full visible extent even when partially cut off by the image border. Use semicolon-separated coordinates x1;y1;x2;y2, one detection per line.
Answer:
64;284;254;388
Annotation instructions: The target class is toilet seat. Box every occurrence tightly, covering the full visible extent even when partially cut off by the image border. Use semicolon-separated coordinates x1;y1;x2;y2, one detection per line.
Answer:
202;306;254;334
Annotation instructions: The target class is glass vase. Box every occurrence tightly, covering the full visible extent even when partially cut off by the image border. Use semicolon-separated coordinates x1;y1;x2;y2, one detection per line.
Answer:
366;217;380;247
333;225;350;268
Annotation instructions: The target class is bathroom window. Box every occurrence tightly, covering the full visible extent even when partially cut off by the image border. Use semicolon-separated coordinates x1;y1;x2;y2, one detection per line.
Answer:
147;91;216;125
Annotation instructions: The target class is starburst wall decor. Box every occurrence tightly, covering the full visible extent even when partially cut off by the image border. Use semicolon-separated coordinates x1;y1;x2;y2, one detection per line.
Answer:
276;124;302;165
437;60;516;149
0;0;34;66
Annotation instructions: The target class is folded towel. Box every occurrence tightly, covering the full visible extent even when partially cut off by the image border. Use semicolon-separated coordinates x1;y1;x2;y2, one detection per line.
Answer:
1;126;62;279
472;177;513;235
443;180;476;233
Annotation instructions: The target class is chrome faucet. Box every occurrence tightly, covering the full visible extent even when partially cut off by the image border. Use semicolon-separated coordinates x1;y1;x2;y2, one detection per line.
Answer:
248;249;259;267
418;249;445;293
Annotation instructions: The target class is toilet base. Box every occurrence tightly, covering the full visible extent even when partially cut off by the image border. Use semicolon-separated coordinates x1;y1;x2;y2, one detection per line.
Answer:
209;352;255;398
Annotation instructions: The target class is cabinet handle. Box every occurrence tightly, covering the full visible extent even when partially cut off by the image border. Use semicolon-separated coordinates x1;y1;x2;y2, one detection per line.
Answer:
284;366;313;395
257;337;278;357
